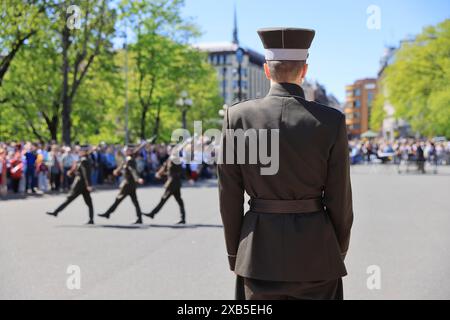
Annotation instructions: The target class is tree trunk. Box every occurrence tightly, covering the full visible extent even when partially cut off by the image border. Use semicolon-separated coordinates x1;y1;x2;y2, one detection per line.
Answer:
152;100;162;139
140;105;149;140
61;26;71;145
0;31;36;86
49;116;58;142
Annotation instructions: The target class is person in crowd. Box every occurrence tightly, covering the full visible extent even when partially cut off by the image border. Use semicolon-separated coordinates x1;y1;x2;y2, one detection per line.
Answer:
9;145;24;194
61;146;75;191
416;142;426;174
24;143;38;193
90;146;101;186
0;147;7;197
49;145;62;192
36;152;49;192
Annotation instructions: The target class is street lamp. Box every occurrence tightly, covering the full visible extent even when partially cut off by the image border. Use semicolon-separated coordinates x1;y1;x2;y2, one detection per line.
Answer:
177;91;193;130
236;47;245;102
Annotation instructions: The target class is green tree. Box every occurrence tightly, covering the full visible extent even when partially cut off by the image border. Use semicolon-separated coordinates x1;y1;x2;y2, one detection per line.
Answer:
384;19;450;137
370;92;386;132
121;0;221;141
1;1;117;143
1;0;221;144
57;0;117;144
0;0;49;87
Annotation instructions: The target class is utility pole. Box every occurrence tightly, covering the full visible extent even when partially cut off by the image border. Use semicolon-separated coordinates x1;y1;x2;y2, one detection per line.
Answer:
124;18;130;145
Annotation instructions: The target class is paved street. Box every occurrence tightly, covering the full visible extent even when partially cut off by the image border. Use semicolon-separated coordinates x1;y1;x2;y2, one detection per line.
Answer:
1;165;450;300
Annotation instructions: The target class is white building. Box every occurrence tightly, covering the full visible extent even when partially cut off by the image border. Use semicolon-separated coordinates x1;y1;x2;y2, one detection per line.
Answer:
196;9;341;110
196;42;270;107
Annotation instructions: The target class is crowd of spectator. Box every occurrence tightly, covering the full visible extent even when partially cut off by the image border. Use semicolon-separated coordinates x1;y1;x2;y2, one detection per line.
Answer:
349;138;450;173
0;140;217;196
1;137;449;197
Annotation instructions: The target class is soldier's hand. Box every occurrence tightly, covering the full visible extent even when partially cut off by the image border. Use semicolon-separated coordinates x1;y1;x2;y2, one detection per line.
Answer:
155;173;161;180
86;186;93;192
138;178;144;185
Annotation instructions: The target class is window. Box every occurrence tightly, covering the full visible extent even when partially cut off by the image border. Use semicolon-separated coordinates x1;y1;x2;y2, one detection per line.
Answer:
365;83;376;90
354;89;361;96
368;92;374;106
354;100;361;108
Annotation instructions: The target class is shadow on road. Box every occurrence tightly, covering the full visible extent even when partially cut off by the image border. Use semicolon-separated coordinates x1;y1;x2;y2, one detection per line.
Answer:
56;223;223;230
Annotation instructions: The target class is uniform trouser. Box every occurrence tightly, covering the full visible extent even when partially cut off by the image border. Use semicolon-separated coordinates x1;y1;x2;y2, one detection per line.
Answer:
238;276;343;300
105;188;142;219
54;189;94;221
151;188;185;219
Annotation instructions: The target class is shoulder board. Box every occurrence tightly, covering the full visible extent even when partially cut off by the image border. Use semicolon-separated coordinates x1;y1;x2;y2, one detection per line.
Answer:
231;98;261;107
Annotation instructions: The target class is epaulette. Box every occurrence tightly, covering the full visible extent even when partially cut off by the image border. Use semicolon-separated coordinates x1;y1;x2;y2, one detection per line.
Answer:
230;98;261;107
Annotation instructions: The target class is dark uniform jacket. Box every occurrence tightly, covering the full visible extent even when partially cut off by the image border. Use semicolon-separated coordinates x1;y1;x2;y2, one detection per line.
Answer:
158;159;183;192
70;156;92;194
118;157;141;191
218;83;353;282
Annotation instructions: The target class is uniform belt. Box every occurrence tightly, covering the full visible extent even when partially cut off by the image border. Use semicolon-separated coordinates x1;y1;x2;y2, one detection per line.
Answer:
249;198;324;214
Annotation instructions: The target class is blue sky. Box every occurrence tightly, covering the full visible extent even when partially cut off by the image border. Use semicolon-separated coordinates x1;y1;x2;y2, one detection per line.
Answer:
182;0;449;101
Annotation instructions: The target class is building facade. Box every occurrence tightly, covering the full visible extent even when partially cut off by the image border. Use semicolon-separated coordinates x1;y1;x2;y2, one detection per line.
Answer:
197;9;342;111
344;78;377;137
196;42;270;106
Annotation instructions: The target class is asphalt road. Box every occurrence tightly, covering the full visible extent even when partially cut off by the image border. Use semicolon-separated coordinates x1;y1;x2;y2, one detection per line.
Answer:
1;165;449;300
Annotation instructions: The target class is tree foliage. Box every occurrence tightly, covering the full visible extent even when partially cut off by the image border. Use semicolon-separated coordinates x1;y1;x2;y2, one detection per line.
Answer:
383;19;450;138
0;0;222;144
370;91;386;132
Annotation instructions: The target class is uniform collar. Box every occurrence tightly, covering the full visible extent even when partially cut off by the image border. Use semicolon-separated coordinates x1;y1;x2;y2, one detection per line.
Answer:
267;82;306;99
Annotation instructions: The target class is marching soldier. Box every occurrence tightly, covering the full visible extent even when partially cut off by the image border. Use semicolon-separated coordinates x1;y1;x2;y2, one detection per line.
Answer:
144;151;186;225
46;145;94;225
218;28;354;300
97;144;144;224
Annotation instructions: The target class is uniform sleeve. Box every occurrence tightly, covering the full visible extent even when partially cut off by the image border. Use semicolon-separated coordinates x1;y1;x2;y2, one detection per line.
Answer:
324;114;354;259
157;161;168;177
129;159;141;182
217;108;245;271
81;160;92;188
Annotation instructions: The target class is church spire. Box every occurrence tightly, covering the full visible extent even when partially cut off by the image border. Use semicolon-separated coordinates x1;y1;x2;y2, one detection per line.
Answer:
232;4;239;45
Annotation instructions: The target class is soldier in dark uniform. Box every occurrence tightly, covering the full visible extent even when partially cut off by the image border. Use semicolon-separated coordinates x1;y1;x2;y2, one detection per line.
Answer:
218;28;354;300
46;145;95;225
97;145;144;224
144;152;186;225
